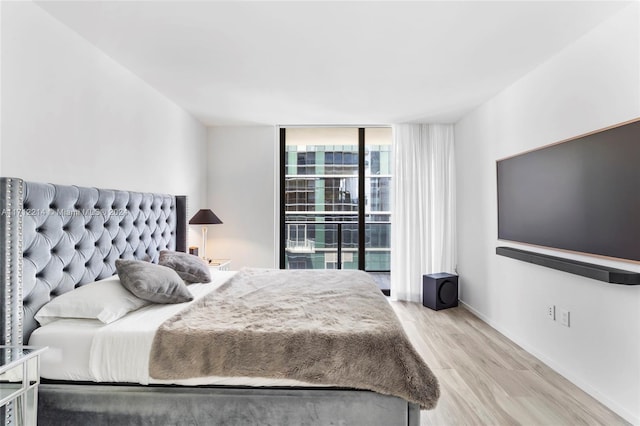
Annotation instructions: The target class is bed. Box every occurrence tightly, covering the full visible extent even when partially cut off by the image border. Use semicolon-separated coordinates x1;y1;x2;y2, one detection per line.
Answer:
0;177;439;425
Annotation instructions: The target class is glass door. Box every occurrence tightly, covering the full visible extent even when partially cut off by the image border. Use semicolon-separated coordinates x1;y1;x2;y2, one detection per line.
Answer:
280;127;392;272
282;128;360;269
364;128;392;271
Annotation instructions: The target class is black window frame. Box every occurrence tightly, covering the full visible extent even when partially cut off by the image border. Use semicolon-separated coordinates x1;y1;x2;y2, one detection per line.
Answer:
279;127;390;272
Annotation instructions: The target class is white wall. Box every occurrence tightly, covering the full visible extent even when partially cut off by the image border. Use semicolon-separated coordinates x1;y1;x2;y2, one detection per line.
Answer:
455;4;640;423
206;126;277;269
1;2;208;247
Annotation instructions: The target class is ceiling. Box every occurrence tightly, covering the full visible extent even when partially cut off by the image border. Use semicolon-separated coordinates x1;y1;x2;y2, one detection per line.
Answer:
35;1;631;126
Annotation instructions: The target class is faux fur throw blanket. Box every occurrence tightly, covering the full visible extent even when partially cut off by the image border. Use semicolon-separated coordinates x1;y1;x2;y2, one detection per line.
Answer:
149;268;440;409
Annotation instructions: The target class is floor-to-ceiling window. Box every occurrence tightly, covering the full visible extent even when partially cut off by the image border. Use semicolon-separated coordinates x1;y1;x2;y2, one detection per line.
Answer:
280;127;392;277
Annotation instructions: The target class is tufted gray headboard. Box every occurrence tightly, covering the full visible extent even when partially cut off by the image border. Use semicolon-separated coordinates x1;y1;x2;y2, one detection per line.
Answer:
0;178;187;343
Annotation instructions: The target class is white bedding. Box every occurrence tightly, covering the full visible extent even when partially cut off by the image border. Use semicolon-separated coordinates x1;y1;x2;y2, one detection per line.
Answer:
29;271;320;388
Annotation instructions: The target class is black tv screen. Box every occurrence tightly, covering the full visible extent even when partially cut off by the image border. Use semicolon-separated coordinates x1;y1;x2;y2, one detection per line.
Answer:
497;119;640;263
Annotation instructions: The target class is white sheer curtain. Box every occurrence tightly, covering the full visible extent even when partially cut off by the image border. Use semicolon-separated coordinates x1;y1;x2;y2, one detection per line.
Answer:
390;124;456;302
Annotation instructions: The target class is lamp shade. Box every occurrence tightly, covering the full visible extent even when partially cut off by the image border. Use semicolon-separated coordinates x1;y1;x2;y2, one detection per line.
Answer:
189;209;223;225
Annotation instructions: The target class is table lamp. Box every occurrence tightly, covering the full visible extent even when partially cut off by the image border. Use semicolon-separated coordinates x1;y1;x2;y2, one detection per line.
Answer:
189;209;223;260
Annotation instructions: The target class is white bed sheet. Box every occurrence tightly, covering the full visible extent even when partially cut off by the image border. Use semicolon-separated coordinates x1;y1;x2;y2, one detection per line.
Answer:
29;271;321;388
28;318;101;381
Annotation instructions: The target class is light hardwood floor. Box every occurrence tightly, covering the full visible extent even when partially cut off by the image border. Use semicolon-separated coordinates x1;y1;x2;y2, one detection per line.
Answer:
389;301;629;426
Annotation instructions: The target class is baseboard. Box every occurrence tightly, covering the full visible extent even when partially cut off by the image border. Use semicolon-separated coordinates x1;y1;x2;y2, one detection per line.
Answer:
459;300;639;425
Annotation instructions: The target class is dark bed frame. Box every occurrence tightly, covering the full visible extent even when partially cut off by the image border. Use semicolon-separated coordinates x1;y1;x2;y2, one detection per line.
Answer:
0;177;419;425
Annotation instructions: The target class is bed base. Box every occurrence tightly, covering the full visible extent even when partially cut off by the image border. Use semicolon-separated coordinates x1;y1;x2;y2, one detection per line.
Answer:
39;383;420;426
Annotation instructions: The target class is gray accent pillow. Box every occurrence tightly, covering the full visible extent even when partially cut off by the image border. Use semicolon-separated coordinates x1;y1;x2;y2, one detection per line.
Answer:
158;250;211;284
115;259;194;304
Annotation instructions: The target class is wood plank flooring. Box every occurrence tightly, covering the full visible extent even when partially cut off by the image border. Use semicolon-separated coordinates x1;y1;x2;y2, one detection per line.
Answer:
388;301;629;426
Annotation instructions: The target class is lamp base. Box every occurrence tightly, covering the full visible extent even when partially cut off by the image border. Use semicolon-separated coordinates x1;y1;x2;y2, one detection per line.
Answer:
201;226;208;261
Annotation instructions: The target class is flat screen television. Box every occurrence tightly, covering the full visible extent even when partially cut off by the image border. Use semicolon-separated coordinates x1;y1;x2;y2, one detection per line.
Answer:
497;118;640;264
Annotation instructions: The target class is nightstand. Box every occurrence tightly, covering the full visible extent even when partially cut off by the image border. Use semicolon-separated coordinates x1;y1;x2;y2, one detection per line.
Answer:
0;346;46;425
209;259;231;271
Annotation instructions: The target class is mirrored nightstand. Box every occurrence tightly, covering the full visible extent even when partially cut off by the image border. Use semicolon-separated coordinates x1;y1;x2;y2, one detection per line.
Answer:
209;259;231;271
0;346;46;425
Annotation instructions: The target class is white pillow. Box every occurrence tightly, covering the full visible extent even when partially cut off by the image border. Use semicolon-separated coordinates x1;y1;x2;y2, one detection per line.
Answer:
35;275;151;325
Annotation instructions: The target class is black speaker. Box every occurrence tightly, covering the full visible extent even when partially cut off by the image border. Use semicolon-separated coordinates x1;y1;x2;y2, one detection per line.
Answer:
422;273;458;311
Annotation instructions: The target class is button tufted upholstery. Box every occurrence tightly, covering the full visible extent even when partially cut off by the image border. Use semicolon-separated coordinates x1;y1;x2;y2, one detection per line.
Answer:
20;181;178;340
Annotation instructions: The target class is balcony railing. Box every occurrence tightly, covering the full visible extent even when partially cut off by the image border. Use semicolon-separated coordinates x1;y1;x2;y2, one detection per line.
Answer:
284;220;390;270
285;223;316;253
286;238;316;253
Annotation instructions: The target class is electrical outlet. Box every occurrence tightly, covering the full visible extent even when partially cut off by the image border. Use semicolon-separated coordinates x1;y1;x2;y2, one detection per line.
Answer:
560;309;570;327
546;305;555;320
